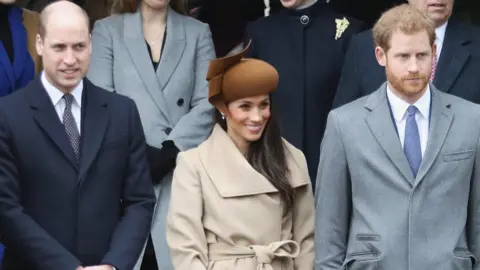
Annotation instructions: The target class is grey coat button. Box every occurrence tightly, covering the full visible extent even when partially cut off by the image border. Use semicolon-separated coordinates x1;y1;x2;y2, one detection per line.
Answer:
300;15;309;25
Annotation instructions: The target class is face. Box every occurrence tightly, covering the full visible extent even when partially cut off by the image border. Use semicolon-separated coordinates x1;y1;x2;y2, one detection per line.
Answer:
36;17;91;93
279;0;311;9
408;0;454;27
142;0;170;10
375;29;435;103
225;95;271;150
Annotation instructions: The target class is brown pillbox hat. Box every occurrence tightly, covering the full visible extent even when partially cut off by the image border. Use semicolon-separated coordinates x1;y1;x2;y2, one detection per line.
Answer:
206;41;279;113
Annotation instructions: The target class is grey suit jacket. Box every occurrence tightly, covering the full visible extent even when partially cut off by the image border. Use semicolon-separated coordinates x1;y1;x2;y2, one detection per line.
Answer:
87;7;215;151
87;8;215;270
315;83;480;270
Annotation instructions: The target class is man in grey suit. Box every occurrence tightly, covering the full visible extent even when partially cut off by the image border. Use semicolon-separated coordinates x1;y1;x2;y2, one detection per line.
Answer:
315;4;480;270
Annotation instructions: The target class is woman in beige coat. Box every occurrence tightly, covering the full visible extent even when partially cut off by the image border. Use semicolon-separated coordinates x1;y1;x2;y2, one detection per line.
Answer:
166;42;315;270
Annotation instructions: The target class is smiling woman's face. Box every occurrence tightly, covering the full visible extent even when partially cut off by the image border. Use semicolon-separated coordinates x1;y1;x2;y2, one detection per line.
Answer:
225;95;271;150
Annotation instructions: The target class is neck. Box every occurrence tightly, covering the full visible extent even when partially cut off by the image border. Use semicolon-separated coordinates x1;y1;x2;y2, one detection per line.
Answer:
296;0;315;10
388;83;427;105
227;130;249;156
141;3;167;25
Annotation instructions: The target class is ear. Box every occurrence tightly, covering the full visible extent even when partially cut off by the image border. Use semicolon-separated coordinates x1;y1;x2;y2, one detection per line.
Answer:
375;46;387;67
35;34;44;56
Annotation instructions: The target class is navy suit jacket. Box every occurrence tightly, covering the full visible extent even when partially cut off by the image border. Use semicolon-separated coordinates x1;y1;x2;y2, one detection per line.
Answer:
0;78;156;270
333;20;480;108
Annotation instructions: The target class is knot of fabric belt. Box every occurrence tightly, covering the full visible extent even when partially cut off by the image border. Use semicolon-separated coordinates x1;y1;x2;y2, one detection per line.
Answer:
207;240;300;270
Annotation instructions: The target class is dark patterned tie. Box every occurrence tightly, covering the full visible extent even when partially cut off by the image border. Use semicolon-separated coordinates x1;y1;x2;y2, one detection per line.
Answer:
63;94;80;161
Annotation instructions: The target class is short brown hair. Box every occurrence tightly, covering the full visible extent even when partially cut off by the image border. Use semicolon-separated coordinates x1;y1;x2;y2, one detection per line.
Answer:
111;0;187;15
373;4;436;52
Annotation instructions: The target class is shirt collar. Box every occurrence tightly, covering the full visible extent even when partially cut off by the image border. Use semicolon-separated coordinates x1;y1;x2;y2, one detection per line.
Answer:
387;84;431;123
435;20;448;45
41;72;83;107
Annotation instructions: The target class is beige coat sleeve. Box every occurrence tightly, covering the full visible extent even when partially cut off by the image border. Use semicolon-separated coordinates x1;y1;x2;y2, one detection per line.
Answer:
166;152;208;270
292;155;315;269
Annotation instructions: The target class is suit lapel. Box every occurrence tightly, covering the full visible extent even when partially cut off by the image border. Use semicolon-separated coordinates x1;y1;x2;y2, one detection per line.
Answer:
29;78;79;171
434;20;470;93
78;80;109;182
123;11;171;121
365;83;414;185
414;87;453;187
157;8;186;91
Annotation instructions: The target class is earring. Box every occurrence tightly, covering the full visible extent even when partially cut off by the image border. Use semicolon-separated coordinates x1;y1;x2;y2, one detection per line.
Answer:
222;114;225;120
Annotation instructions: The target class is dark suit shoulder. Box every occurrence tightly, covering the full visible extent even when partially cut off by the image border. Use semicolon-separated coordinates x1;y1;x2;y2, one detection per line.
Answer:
0;81;35;111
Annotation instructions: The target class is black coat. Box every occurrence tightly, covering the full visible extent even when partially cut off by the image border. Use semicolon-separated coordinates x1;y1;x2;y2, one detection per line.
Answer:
0;78;156;270
245;1;366;185
333;20;480;108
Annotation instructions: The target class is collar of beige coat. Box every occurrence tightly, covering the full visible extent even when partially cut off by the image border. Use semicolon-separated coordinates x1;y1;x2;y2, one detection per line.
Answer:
198;124;310;198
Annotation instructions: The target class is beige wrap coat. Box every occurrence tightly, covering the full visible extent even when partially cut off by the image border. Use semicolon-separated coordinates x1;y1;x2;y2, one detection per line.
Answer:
167;124;315;270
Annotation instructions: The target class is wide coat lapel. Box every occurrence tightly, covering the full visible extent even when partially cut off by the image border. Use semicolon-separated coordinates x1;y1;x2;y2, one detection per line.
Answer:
78;79;110;183
156;8;186;92
29;78;79;171
198;125;309;198
123;9;171;121
199;125;277;197
365;83;415;185
414;86;453;187
434;20;470;93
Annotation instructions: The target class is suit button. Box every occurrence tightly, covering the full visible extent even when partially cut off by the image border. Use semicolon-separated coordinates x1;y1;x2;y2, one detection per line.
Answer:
165;128;172;135
177;98;184;106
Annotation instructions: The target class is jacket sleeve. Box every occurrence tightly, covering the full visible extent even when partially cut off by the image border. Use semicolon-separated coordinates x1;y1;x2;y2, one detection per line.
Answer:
0;108;82;269
469;122;480;270
314;111;351;269
167;24;216;151
331;34;362;109
167;152;208;270
87;19;115;92
101;100;156;270
291;153;315;270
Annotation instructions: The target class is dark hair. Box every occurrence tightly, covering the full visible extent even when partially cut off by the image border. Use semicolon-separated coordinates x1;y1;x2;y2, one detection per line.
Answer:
215;104;295;209
111;0;187;15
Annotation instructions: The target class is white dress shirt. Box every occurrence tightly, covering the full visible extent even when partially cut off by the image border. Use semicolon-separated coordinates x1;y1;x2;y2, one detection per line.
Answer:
41;72;83;133
435;21;448;60
387;85;431;157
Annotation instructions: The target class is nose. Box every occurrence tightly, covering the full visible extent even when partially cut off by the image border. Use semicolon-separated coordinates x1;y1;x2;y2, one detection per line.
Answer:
250;109;263;122
407;58;420;73
63;48;77;66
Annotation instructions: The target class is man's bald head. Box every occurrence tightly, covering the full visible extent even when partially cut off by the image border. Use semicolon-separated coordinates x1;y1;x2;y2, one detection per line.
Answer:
39;0;90;38
35;0;92;94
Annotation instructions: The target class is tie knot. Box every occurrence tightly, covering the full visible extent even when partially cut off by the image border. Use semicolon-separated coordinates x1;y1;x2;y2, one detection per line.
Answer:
63;94;74;107
407;105;417;117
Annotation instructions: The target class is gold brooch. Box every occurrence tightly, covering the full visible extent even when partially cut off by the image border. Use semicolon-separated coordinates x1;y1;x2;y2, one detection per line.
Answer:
335;17;350;40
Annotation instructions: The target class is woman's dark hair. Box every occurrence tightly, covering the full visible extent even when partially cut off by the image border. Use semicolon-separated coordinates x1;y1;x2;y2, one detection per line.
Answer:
215;103;295;209
111;0;187;15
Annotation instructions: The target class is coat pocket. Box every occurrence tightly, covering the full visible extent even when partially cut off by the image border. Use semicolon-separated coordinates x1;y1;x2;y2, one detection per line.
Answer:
342;252;381;270
443;150;474;162
452;248;476;269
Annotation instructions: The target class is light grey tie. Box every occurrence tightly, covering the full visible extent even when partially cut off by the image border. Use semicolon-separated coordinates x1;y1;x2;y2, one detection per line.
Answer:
404;105;422;178
63;94;80;161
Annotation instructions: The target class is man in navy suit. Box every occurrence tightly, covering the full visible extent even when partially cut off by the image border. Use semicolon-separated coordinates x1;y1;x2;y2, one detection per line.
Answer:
0;1;156;270
333;0;480;108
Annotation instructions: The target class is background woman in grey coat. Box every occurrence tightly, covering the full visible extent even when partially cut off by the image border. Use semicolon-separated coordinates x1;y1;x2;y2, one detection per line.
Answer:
87;0;215;269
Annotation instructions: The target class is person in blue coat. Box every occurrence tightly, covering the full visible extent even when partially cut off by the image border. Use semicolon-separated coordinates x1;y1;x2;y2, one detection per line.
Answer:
0;0;41;263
